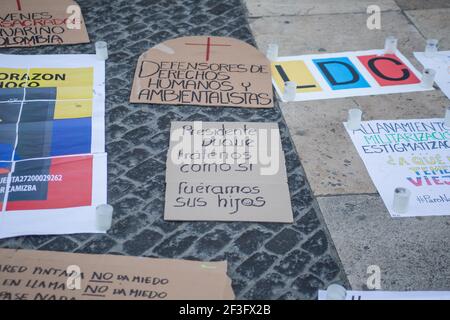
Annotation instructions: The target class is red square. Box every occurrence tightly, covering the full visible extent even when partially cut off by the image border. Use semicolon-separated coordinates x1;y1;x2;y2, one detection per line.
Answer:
6;155;93;211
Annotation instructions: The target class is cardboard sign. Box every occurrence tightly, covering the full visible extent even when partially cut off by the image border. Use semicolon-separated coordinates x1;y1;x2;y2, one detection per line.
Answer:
0;249;234;300
318;290;450;300
345;118;450;218
0;0;89;48
130;36;274;108
415;51;450;100
164;121;293;222
0;54;106;238
272;49;431;101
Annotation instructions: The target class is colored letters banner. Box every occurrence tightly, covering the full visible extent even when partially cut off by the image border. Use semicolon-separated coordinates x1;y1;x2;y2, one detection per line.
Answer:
0;248;234;300
0;0;89;48
0;54;106;239
273;49;431;101
165;121;293;222
130;36;274;108
415;51;450;100
345;119;450;217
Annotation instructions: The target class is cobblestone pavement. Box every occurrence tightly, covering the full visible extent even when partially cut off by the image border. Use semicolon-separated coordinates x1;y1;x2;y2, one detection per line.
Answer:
0;0;348;299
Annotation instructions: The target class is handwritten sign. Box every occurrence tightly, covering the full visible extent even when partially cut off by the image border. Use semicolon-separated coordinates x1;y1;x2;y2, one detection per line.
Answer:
164;121;293;222
130;36;274;108
0;249;234;300
0;0;89;48
345;118;450;217
273;49;431;101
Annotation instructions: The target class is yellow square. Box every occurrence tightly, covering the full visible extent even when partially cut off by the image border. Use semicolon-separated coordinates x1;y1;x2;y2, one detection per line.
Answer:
54;100;92;119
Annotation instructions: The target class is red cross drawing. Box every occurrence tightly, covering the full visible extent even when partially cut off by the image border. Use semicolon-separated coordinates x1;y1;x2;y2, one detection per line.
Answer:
184;37;231;62
16;0;22;11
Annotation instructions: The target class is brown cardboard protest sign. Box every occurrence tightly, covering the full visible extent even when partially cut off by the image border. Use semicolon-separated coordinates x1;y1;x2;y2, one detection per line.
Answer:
0;249;234;300
164;121;293;223
130;36;274;108
0;0;90;48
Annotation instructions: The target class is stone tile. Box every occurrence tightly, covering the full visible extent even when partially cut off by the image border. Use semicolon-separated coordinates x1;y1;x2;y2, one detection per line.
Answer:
309;254;341;282
282;98;370;195
243;272;286;299
291;274;324;299
191;228;233;258
112;196;145;219
236;252;278;279
282;91;448;196
274;249;312;277
249;11;426;67
317;194;450;290
301;230;328;257
245;0;399;17
75;235;118;254
152;230;198;258
125;158;166;183
234;228;273;255
122;229;163;256
406;9;450;50
293;207;322;235
38;238;79;252
395;0;450;10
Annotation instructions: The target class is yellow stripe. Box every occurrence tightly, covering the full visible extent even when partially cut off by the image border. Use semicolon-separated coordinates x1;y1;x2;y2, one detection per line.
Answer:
28;67;94;100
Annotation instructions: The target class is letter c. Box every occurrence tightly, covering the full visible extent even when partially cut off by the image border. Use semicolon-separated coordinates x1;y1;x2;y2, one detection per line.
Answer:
367;57;410;81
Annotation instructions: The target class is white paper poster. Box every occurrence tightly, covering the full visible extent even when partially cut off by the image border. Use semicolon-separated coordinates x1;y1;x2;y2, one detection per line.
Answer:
272;49;432;102
345;118;450;217
164;121;293;223
0;54;107;239
415;51;450;100
318;290;450;300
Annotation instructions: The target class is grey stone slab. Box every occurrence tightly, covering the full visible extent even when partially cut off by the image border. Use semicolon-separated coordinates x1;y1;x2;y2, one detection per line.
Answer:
245;0;399;17
249;11;427;68
282;98;373;195
318;194;450;290
395;0;450;10
282;91;448;196
406;8;450;50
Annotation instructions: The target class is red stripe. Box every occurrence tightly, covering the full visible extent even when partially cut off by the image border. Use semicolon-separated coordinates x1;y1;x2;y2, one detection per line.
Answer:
206;37;211;61
184;38;232;62
16;0;22;11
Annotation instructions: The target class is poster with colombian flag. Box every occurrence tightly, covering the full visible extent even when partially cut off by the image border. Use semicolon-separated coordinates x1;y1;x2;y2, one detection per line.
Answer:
0;54;106;239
